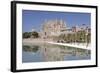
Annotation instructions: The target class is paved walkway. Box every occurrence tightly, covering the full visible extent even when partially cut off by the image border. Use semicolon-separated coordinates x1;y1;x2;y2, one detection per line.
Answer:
47;42;91;50
23;39;91;50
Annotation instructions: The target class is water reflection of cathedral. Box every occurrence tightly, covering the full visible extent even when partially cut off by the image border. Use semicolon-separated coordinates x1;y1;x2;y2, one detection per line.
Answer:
40;45;90;61
23;45;90;62
41;46;63;61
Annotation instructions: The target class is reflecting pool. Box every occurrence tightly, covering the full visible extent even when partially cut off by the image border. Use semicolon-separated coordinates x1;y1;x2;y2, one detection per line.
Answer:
22;43;91;63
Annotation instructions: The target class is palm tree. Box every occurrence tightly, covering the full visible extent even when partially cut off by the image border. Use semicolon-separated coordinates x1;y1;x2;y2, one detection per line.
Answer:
82;24;87;44
86;27;89;47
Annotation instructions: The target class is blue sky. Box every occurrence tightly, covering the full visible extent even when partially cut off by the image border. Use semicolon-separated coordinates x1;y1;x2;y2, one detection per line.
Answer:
22;10;91;32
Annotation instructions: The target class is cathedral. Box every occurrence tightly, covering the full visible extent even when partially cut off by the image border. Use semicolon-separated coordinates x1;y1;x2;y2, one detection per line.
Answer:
41;19;67;39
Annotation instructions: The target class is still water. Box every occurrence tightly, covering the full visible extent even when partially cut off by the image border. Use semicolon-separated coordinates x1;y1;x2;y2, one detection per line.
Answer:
22;43;91;63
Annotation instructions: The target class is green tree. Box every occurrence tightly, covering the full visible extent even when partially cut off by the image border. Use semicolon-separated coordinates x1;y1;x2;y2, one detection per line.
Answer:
23;32;31;38
31;31;39;38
